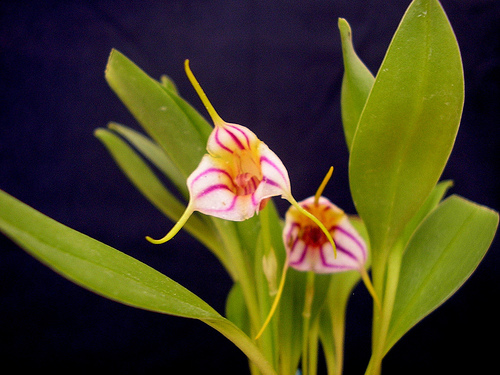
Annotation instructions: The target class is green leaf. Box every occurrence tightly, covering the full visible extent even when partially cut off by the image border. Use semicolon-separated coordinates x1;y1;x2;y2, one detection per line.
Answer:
106;122;188;198
398;179;453;253
338;18;375;152
226;283;250;335
0;189;276;375
349;0;464;256
160;74;179;94
105;49;208;177
159;77;214;142
385;195;498;354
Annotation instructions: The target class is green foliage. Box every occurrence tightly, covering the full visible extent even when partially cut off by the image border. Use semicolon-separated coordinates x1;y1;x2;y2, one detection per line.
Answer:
386;196;499;354
348;0;464;257
0;1;497;375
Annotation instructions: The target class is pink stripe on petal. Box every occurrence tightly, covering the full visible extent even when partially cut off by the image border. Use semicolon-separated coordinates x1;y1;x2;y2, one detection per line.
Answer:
215;127;234;153
331;225;366;252
226;124;251;148
289;243;309;266
191;167;232;185
196;183;232;199
260;156;289;188
223;126;245;150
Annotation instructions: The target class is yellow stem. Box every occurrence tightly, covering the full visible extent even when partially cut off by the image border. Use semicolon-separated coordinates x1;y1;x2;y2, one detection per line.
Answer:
146;202;194;244
255;254;290;340
360;266;381;311
184;59;225;126
314;166;334;205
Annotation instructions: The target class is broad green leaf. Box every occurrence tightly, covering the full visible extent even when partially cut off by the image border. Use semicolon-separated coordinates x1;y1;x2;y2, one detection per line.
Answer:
106;122;188;198
349;0;464;256
338;18;375;151
105;49;207;177
0;188;218;319
0;189;276;375
385;195;498;354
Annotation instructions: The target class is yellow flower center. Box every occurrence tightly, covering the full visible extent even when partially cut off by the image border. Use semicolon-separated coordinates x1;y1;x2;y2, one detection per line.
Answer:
231;149;263;196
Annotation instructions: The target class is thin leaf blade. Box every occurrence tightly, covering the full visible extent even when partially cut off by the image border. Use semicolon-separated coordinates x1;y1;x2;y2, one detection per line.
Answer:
338;18;375;151
105;49;207;177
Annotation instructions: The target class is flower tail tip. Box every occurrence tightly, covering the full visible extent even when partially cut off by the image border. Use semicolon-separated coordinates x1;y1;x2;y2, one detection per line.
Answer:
146;205;194;245
145;234;172;245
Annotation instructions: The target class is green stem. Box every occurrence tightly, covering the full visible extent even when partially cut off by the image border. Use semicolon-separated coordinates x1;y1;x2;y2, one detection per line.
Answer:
365;241;404;375
302;271;316;375
212;219;261;334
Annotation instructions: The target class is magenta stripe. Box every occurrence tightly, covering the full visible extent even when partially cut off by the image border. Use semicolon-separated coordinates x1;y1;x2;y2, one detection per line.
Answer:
226;124;251;148
260;156;288;187
224;127;245;150
191;167;232;185
335;243;358;261
319;247;353;270
262;177;283;189
215;127;233;153
196;183;232;199
331;225;366;253
289;242;309;266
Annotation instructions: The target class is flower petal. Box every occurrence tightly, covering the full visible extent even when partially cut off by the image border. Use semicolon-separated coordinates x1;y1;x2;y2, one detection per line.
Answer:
258;143;291;197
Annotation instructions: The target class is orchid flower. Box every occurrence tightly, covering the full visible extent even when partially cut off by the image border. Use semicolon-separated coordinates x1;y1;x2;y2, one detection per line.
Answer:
283;196;366;273
281;167;380;310
255;167;379;340
146;60;336;253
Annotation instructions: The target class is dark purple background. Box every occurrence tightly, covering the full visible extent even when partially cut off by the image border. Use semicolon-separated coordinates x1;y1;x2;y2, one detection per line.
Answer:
1;1;498;374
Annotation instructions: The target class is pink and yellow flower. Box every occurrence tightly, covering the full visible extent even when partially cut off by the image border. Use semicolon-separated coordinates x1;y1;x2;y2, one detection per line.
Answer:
283;196;367;273
147;61;335;250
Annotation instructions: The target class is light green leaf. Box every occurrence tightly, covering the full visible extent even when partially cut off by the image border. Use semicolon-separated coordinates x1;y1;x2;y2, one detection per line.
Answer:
385;195;498;354
160;74;179;95
159;78;214;142
226;282;250;335
0;189;276;375
105;49;208;177
106;122;188;198
338;18;375;151
398;179;453;253
349;0;464;256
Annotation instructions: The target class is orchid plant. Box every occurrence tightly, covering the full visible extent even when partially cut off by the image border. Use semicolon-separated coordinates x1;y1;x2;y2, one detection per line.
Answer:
0;1;498;374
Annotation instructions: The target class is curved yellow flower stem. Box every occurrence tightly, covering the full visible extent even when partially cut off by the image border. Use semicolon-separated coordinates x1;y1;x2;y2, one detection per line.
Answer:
314;166;334;205
185;59;225;127
360;266;381;311
146;202;195;244
255;253;290;340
